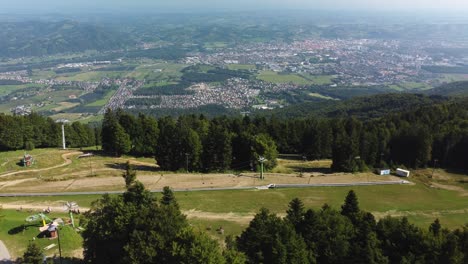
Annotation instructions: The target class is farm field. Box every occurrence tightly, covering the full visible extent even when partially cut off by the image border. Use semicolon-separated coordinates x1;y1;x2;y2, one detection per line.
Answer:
0;83;46;97
299;73;335;85
0;89;82;113
257;71;311;85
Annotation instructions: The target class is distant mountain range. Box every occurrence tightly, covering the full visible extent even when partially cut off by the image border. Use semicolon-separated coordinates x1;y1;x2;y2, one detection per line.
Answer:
0;20;133;58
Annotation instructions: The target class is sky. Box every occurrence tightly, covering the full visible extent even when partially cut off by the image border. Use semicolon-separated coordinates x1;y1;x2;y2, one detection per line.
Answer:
2;0;468;13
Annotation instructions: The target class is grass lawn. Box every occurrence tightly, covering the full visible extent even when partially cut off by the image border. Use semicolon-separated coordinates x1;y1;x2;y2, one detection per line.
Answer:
0;209;83;259
56;71;124;82
0;149;67;174
1;178;467;258
1;182;466;229
257;71;310;85
0;149;467;258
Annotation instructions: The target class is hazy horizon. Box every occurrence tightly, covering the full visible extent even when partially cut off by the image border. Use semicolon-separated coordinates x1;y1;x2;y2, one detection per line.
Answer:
2;0;468;14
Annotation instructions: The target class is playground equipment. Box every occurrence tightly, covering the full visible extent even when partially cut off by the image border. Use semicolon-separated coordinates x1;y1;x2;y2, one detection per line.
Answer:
21;154;35;167
26;213;53;229
64;201;79;228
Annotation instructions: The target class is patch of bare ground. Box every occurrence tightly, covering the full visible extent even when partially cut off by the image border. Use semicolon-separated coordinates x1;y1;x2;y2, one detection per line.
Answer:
429;182;468;196
372;208;468;219
0;172;404;193
184;210;255;225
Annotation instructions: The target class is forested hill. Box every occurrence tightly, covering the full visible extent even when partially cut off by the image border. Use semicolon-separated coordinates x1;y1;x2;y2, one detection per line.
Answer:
425;81;468;97
262;93;448;119
0;20;132;58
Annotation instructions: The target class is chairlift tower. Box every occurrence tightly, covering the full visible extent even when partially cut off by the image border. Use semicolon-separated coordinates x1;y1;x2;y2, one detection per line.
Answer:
258;156;267;180
56;119;70;150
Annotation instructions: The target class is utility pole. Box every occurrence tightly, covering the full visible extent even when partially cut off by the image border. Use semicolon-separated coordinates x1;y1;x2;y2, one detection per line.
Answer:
431;159;438;179
258;156;267;180
57;228;63;264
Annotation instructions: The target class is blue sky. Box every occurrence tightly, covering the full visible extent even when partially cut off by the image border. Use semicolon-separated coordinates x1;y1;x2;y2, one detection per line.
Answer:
2;0;468;13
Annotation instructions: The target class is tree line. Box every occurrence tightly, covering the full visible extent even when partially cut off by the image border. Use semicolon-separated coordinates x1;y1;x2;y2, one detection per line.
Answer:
21;169;468;264
103;98;468;172
1;97;467;172
0;113;98;151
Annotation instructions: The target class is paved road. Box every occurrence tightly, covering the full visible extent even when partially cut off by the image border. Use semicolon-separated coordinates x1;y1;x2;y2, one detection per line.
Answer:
0;240;11;264
0;180;410;197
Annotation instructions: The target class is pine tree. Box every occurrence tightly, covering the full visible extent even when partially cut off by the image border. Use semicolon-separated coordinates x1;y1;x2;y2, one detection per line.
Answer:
161;186;178;208
114;123;131;157
341;190;360;220
22;242;43;264
286;198;305;231
122;161;136;187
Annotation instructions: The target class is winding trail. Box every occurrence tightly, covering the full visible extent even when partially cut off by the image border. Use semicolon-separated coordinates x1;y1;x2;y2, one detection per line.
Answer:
0;151;83;178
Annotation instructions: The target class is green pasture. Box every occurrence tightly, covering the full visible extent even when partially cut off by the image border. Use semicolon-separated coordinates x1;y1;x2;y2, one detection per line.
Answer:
56;71;124;82
299;74;335;85
257;71;310;85
0;149;67;174
126;63;186;81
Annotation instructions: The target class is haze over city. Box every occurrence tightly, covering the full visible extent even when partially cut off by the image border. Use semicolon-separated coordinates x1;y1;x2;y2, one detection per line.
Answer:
2;0;468;13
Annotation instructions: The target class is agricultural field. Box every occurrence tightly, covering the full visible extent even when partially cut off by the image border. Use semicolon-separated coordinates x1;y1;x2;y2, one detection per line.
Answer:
0;83;46;97
0;88;83;113
257;70;311;85
299;73;335;85
56;71;125;82
125;62;186;81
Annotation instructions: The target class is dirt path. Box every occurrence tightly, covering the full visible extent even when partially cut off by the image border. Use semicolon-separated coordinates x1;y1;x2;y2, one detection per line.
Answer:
372;208;468;219
430;182;468;196
0;151;83;178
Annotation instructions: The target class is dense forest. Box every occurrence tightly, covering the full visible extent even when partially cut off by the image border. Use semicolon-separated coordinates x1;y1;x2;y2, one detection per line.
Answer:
100;96;468;172
0;113;97;151
1;95;467;172
19;167;467;264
